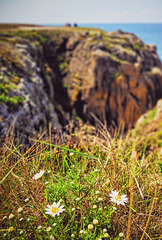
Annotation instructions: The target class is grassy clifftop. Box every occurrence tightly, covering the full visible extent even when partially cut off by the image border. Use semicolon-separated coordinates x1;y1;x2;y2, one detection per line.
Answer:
0;25;161;239
0;99;161;239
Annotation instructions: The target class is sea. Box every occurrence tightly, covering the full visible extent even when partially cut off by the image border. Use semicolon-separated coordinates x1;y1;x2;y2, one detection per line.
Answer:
44;23;162;61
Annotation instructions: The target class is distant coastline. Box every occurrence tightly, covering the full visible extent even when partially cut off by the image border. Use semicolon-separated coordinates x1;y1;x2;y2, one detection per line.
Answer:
43;23;162;60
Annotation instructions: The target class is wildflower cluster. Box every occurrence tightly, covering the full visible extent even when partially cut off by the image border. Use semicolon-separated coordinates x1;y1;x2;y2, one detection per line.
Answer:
1;154;128;239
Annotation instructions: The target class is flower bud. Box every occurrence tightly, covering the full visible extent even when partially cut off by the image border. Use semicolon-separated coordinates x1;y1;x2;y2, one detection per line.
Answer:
24;198;29;203
93;219;99;225
88;224;94;230
8;226;14;232
9;214;14;220
104;232;110;237
18;207;23;213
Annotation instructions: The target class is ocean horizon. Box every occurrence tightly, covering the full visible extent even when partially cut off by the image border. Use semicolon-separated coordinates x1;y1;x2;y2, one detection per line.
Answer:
43;23;162;61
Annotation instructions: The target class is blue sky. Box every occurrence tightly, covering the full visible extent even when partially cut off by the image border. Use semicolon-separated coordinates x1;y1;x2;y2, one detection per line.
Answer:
0;0;162;24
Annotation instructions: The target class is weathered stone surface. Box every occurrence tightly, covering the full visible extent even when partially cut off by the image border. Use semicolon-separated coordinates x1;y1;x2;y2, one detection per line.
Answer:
62;30;162;130
0;25;162;142
0;37;60;144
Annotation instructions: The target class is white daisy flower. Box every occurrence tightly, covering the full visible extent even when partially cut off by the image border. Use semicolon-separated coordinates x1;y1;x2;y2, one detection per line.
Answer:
110;190;128;206
45;200;65;217
49;235;54;240
98;197;103;202
47;226;51;232
75;197;80;201
95;190;100;195
119;232;124;237
32;170;45;180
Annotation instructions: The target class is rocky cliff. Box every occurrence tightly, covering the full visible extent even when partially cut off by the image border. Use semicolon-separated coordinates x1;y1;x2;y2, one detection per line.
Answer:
0;25;162;143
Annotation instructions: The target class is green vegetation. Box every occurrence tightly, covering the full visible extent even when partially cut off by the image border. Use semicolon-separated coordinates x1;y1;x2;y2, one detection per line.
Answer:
63;82;68;88
59;58;70;72
114;72;120;78
140;107;157;126
129;106;162;161
12;30;52;45
0;95;24;105
0;74;24;106
110;54;126;64
148;107;157;119
0;124;161;239
132;44;142;51
57;54;64;62
0;24;161;240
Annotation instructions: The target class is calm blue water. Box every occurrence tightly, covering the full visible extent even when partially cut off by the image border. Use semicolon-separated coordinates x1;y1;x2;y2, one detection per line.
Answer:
44;23;162;60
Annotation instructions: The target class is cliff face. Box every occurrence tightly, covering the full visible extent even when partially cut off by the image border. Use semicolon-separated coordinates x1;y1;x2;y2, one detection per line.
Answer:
0;30;61;144
63;30;162;129
0;25;162;142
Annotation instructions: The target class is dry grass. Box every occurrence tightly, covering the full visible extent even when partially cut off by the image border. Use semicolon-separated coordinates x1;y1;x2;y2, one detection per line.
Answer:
0;112;162;239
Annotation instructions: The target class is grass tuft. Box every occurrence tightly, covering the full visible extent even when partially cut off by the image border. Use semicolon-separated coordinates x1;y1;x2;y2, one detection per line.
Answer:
0;124;161;239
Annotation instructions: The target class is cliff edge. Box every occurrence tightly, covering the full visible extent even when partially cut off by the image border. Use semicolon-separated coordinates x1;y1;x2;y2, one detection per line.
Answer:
0;24;162;143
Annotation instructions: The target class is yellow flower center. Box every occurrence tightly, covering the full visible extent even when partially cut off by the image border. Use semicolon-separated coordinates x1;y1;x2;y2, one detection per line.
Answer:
115;195;122;201
51;207;59;214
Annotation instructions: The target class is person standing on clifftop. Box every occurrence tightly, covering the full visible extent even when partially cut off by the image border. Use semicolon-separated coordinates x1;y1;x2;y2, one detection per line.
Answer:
65;23;71;27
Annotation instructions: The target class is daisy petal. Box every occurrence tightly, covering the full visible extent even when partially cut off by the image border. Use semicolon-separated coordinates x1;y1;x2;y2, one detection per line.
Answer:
109;190;128;206
45;200;65;217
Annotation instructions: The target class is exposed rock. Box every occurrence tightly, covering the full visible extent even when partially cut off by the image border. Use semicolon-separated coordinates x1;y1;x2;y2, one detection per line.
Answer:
62;30;162;130
66;34;80;50
0;37;61;144
0;25;162;143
